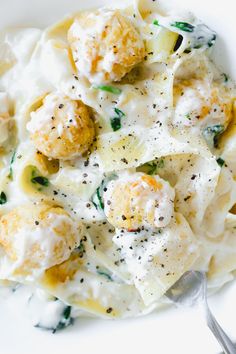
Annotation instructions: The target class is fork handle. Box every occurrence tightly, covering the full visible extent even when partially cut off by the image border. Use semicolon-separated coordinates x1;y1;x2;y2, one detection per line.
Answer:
205;302;236;354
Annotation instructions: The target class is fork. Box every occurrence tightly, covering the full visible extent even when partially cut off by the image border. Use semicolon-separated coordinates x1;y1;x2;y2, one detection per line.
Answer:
165;271;236;354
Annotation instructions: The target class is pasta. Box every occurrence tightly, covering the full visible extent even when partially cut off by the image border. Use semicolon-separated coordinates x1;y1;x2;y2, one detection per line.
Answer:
0;0;235;330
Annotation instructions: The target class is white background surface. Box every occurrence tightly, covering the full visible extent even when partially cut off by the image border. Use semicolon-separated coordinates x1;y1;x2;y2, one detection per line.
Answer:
0;0;236;353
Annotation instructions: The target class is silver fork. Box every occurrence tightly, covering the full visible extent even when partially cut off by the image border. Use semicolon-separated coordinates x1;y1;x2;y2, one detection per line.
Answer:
165;271;236;354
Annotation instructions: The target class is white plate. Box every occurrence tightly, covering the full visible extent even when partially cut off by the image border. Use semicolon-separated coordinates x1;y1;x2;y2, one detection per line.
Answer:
0;1;235;353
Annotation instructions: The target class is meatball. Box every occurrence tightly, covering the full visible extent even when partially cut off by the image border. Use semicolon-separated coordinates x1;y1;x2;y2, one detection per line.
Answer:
27;93;95;160
103;172;175;230
0;202;83;281
173;79;234;128
68;9;145;84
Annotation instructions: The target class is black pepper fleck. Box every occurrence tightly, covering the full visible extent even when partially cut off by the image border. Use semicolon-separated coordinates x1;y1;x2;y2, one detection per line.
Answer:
106;307;113;314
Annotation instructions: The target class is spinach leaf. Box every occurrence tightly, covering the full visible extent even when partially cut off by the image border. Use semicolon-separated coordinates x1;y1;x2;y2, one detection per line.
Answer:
8;150;16;180
97;270;113;281
11;283;21;292
35;305;73;333
222;73;228;83
93;85;122;95
207;33;216;47
153;19;160;26
0;191;7;205
114;108;125;118
91;174;117;211
203;124;225;148
92;185;104;210
31;176;49;187
147;162;159;175
52;306;73;333
110;108;125;131
216;157;225;167
185;113;191;121
110;117;121;131
184;24;216;51
31;168;49;187
137;159;165;175
171;22;195;33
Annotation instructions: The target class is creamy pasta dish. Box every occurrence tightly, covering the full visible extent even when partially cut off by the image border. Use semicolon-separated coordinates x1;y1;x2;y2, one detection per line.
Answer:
0;0;236;332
